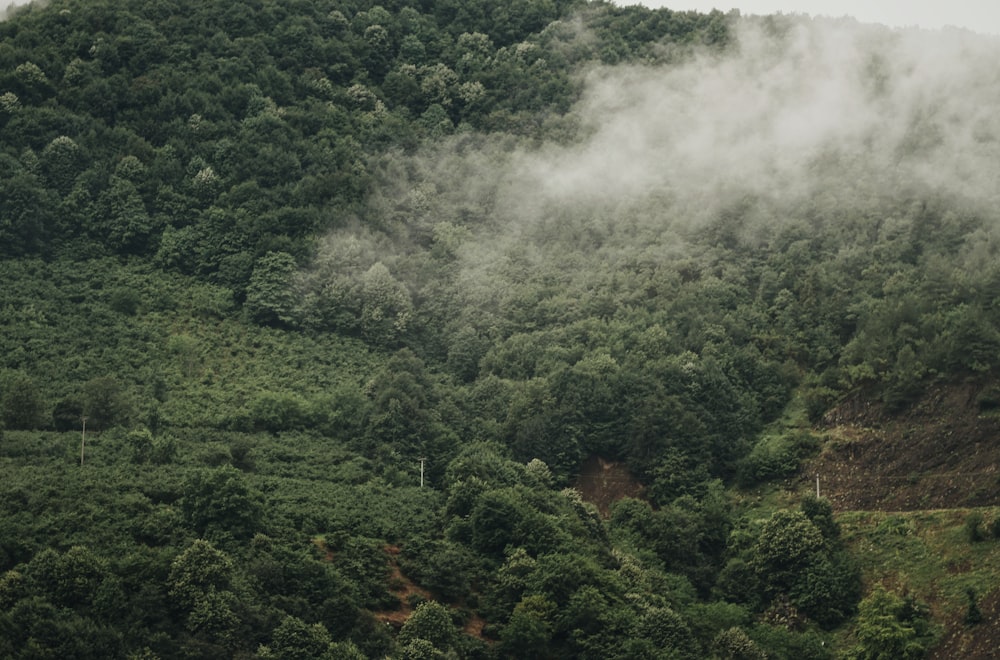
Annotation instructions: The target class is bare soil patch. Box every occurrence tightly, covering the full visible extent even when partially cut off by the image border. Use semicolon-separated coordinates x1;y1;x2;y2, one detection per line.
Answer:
802;382;1000;512
800;382;1000;657
930;588;1000;659
372;544;433;630
574;455;645;516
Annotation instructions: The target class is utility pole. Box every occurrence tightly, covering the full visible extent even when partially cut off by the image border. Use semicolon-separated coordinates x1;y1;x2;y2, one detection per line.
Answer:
816;473;820;499
80;416;88;467
419;457;426;488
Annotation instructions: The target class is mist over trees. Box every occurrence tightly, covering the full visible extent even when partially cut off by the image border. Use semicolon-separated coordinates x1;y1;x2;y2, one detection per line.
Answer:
1;0;999;657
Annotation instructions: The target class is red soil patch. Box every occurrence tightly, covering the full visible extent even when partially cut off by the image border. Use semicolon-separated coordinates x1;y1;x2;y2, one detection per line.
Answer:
372;545;433;630
369;545;489;642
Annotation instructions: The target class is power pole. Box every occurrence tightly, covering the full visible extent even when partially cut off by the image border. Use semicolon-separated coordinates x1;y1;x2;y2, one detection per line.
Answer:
419;457;426;488
816;474;820;499
80;416;88;467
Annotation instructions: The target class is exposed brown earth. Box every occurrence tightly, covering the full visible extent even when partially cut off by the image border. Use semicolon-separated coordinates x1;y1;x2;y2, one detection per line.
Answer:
574;454;645;516
804;382;1000;512
930;588;1000;660
806;382;1000;656
370;544;488;639
372;545;434;630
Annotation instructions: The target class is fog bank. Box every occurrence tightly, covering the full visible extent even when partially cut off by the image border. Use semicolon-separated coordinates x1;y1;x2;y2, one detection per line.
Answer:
516;17;1000;224
320;15;1000;311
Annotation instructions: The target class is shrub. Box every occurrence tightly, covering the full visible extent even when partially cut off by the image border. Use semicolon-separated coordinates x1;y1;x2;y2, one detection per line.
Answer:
964;511;985;543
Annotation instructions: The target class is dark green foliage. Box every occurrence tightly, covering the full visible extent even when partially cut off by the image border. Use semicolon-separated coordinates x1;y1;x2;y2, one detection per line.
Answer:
964;587;982;626
610;488;733;595
245;251;300;327
82;376;131;432
249;391;309;433
399;538;476;602
713;627;768;660
0;170;56;257
181;466;265;541
498;594;555;658
800;495;840;543
124;427;155;464
2;1;999;657
803;385;838;423
741;507;860;627
167;540;233;610
52;396;84;432
0;371;44;430
263;615;336;660
736;430;819;487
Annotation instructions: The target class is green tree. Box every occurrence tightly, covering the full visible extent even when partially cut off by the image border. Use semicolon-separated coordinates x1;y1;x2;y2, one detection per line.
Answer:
167;539;233;609
397;600;458;652
245;251;299;326
124;427;155;464
749;510;825;597
800;495;840;543
40;135;86;195
0;171;55;257
713;626;767;660
82;376;130;431
849;586;931;660
186;586;240;645
98;175;155;253
22;546;110;610
249;391;308;433
181;466;265;540
499;595;555;659
359;262;413;346
964;587;982;626
0;371;43;430
52;395;85;432
262;615;336;660
445;324;489;382
469;488;525;556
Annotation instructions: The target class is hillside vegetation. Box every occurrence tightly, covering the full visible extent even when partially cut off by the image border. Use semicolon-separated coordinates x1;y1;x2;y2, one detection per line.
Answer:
2;0;1000;658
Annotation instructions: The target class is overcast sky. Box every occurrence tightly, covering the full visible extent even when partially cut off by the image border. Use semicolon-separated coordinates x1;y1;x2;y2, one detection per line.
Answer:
6;0;1000;34
6;0;998;35
625;1;1000;34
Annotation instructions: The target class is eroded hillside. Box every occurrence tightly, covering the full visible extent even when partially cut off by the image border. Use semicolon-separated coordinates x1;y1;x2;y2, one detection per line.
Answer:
806;382;1000;511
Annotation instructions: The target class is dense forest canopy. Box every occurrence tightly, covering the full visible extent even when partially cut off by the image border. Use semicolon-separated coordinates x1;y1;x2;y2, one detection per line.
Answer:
2;0;1000;658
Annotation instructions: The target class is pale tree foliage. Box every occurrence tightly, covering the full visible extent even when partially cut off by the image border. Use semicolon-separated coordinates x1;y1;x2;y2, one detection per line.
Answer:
0;92;19;113
360;261;413;346
712;627;767;660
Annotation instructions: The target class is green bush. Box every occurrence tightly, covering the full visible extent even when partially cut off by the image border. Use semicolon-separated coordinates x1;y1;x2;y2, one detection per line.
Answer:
964;511;985;543
736;431;818;487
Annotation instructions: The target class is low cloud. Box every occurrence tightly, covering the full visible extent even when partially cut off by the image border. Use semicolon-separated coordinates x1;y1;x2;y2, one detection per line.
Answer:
515;17;1000;225
325;14;1000;311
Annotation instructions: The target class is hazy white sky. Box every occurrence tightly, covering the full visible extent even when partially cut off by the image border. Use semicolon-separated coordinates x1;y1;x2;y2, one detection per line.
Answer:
625;1;1000;34
6;0;999;34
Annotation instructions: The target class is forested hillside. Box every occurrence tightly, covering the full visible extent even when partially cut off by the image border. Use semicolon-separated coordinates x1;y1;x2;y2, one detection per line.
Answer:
3;0;1000;657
